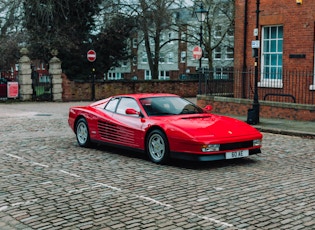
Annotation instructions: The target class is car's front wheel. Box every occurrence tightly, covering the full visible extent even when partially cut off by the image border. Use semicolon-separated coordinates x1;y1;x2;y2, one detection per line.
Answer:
75;118;91;147
146;129;170;164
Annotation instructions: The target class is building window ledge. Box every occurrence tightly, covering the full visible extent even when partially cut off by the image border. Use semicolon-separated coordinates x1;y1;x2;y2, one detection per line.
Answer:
310;85;315;91
258;80;283;88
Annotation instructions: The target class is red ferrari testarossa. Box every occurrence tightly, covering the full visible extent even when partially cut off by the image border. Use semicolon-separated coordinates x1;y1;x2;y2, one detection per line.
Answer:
68;93;262;164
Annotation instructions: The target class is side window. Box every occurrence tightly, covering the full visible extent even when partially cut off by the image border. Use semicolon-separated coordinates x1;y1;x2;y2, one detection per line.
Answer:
105;98;119;112
116;98;140;115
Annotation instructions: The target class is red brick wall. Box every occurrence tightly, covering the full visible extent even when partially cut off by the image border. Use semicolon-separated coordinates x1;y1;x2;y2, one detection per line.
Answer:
236;0;315;70
62;74;199;101
197;95;315;121
62;75;315;121
234;0;315;99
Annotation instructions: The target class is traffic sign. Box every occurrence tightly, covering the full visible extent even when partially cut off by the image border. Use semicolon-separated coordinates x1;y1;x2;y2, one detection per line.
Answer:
87;50;96;62
193;46;202;60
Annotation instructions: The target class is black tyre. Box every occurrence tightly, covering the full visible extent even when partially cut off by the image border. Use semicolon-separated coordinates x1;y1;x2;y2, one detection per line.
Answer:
75;118;91;147
146;129;170;164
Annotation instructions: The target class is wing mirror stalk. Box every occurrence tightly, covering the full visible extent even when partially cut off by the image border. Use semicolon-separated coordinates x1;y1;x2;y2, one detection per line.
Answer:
125;108;144;117
203;105;213;113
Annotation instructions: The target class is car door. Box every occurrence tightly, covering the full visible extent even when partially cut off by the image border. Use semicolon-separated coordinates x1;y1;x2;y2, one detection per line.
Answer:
96;97;119;143
111;97;145;149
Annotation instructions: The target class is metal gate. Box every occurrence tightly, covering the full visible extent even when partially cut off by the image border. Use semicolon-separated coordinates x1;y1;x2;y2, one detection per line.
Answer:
32;70;53;101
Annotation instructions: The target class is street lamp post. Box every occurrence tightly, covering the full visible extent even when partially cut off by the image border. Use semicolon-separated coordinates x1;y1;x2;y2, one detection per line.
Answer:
247;0;260;124
195;3;208;95
253;0;260;124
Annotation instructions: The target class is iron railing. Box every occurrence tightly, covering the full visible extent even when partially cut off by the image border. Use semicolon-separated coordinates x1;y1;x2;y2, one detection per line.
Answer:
198;68;315;105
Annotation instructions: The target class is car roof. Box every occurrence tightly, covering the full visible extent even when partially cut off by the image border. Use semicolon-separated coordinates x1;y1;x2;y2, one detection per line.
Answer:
89;93;179;107
115;93;179;100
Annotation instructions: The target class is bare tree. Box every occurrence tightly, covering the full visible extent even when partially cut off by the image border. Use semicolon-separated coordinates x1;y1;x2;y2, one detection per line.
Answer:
199;0;235;69
114;0;189;79
0;0;25;72
109;0;234;78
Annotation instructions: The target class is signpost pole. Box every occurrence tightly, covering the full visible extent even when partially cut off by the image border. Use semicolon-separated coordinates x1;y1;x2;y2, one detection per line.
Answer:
87;50;96;101
192;46;203;94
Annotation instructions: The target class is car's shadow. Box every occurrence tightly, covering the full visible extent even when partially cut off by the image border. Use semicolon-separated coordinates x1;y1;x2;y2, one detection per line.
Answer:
168;157;257;170
93;144;258;170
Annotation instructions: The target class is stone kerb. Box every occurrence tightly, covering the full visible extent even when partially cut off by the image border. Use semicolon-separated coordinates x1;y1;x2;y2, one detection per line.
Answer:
18;48;32;100
49;51;62;101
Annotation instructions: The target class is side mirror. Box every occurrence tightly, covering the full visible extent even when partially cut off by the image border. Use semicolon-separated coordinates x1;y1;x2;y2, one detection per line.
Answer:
125;108;141;116
203;105;213;112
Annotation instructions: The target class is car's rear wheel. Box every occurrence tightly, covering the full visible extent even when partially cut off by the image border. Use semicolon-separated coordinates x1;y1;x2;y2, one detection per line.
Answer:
146;129;170;164
75;118;91;147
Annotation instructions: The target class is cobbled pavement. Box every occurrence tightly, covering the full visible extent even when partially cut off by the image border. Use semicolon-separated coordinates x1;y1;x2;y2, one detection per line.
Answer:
0;102;314;230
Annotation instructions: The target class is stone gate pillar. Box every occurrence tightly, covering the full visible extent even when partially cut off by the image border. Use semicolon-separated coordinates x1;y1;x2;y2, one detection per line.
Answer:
49;50;62;101
18;48;32;100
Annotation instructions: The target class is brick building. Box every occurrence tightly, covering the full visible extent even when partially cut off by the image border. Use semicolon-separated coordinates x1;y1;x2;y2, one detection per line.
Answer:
234;0;315;104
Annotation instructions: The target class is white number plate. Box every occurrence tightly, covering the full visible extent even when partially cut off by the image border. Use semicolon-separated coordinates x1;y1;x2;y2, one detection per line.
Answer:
226;150;249;159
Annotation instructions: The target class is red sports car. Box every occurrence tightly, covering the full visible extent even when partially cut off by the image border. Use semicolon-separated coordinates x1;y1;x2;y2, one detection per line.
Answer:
68;93;262;164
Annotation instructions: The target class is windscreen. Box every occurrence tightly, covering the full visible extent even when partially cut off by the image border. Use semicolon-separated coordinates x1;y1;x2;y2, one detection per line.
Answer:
140;96;204;116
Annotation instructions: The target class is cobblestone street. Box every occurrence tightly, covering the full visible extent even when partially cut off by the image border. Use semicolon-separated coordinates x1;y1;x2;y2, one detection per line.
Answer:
0;102;314;230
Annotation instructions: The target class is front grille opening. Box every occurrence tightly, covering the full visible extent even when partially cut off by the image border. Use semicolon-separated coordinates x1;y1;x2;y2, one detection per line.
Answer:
220;141;253;151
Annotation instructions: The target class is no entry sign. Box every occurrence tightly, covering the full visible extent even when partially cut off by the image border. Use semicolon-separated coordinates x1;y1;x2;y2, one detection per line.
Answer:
192;46;202;60
87;50;96;62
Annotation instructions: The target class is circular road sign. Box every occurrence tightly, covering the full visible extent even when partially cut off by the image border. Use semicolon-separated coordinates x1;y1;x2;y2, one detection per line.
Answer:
193;46;202;60
87;50;96;62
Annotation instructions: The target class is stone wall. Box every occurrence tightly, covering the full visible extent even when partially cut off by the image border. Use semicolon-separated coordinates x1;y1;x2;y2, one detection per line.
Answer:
17;48;62;101
197;95;315;121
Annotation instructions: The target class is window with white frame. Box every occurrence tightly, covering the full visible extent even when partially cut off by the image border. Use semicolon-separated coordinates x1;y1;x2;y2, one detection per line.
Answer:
108;72;123;80
142;52;148;63
180;51;186;63
145;70;152;80
132;56;137;66
214;67;230;80
260;25;283;88
168;32;173;44
172;12;177;23
159;70;170;80
227;28;234;37
121;60;128;67
159;53;165;63
167;52;174;63
214;47;222;60
133;38;138;48
225;47;234;60
181;33;186;43
160;33;165;43
214;25;222;38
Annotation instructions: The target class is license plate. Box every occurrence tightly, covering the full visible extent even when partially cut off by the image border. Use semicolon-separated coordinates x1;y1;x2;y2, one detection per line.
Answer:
226;150;249;159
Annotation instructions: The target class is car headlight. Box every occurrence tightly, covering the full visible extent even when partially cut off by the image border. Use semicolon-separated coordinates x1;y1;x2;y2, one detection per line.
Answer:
253;139;262;146
201;144;220;152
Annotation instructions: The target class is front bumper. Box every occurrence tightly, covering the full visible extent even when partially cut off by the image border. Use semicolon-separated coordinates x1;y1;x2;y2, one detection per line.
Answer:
170;148;261;161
